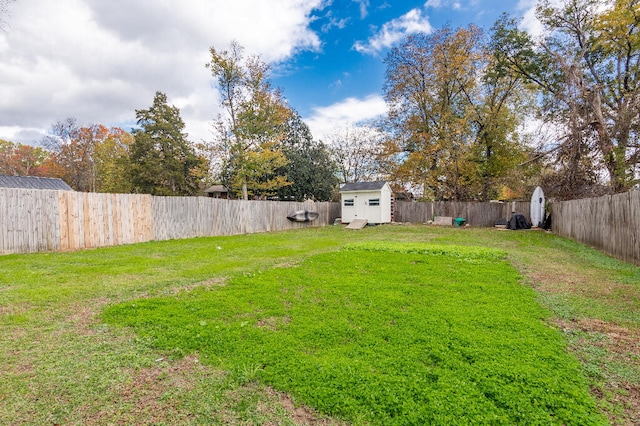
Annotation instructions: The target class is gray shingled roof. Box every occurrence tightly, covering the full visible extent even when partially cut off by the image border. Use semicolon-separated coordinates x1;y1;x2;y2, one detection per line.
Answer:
204;184;229;193
0;175;73;191
340;181;388;192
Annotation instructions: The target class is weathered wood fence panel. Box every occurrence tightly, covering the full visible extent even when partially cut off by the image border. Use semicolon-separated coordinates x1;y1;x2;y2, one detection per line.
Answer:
0;188;341;254
551;191;640;266
152;197;339;240
0;188;60;254
57;192;154;252
395;201;531;227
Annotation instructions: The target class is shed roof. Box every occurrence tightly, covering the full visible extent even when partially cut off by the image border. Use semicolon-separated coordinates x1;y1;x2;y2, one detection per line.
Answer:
0;174;73;191
340;181;388;192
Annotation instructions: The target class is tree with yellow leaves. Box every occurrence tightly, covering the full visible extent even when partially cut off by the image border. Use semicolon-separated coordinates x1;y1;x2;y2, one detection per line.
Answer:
383;25;531;201
207;42;291;200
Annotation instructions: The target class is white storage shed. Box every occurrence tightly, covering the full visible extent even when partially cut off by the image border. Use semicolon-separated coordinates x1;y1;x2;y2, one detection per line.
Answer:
339;181;393;224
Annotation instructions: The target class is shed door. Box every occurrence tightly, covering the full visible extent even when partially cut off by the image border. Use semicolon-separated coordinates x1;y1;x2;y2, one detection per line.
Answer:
354;195;366;219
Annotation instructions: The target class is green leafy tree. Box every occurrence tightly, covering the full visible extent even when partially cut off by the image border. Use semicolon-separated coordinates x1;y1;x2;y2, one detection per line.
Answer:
383;26;530;200
273;112;339;201
130;92;208;196
94;127;134;193
491;0;640;198
207;42;291;200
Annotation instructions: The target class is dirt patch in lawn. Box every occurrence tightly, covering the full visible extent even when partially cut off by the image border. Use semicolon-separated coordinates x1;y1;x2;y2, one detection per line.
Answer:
173;277;228;294
83;355;212;425
256;316;291;331
554;318;640;425
577;318;640;354
66;298;111;335
560;317;640;348
263;387;344;425
524;263;635;299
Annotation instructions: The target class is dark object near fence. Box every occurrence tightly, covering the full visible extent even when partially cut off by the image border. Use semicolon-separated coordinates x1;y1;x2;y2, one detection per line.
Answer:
542;213;552;230
287;210;319;222
495;218;508;227
506;214;531;230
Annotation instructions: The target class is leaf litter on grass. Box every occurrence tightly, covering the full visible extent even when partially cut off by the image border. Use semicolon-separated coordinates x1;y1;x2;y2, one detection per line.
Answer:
103;242;606;425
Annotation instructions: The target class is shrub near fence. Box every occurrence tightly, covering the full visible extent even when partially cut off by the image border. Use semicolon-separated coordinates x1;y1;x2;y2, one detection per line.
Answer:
395;201;532;227
551;191;640;266
0;188;340;255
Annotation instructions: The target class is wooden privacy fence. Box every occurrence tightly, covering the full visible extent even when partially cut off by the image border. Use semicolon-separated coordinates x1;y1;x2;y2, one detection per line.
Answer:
4;187;639;266
0;188;340;255
395;201;532;227
152;197;339;240
551;191;640;266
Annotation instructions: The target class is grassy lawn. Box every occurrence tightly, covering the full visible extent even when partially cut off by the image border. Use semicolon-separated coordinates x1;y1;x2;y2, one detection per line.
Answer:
1;225;639;424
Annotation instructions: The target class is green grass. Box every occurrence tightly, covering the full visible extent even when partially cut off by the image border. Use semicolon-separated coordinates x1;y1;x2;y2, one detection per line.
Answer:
103;242;604;424
1;225;639;424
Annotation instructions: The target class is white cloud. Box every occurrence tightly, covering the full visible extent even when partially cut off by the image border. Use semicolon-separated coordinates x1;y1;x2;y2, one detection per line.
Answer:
322;16;350;32
516;0;544;37
425;0;462;9
353;0;370;19
424;0;443;8
0;0;325;146
517;0;584;38
304;94;387;141
353;8;433;55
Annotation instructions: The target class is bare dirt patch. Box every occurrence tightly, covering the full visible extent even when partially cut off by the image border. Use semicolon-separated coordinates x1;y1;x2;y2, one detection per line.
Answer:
66;298;111;335
173;277;228;295
554;318;640;425
273;260;303;269
264;387;344;425
555;318;640;358
615;383;640;425
256;316;291;331
525;264;629;299
0;303;30;317
83;355;213;425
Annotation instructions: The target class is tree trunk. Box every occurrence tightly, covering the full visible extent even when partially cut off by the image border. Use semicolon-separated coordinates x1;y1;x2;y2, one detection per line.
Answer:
242;178;248;200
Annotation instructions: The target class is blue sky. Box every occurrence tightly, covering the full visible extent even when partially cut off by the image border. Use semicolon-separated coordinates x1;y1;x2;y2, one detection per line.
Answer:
0;0;538;146
280;1;524;120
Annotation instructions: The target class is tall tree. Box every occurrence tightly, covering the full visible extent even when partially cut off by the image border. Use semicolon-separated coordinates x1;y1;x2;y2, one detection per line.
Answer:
273;112;339;201
492;0;640;198
130;92;207;196
207;42;291;200
326;125;385;184
42;119;135;192
383;26;529;200
42;119;106;192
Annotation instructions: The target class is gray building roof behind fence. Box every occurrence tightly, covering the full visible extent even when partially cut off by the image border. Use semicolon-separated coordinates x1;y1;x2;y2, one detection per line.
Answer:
340;181;388;192
0;175;73;191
